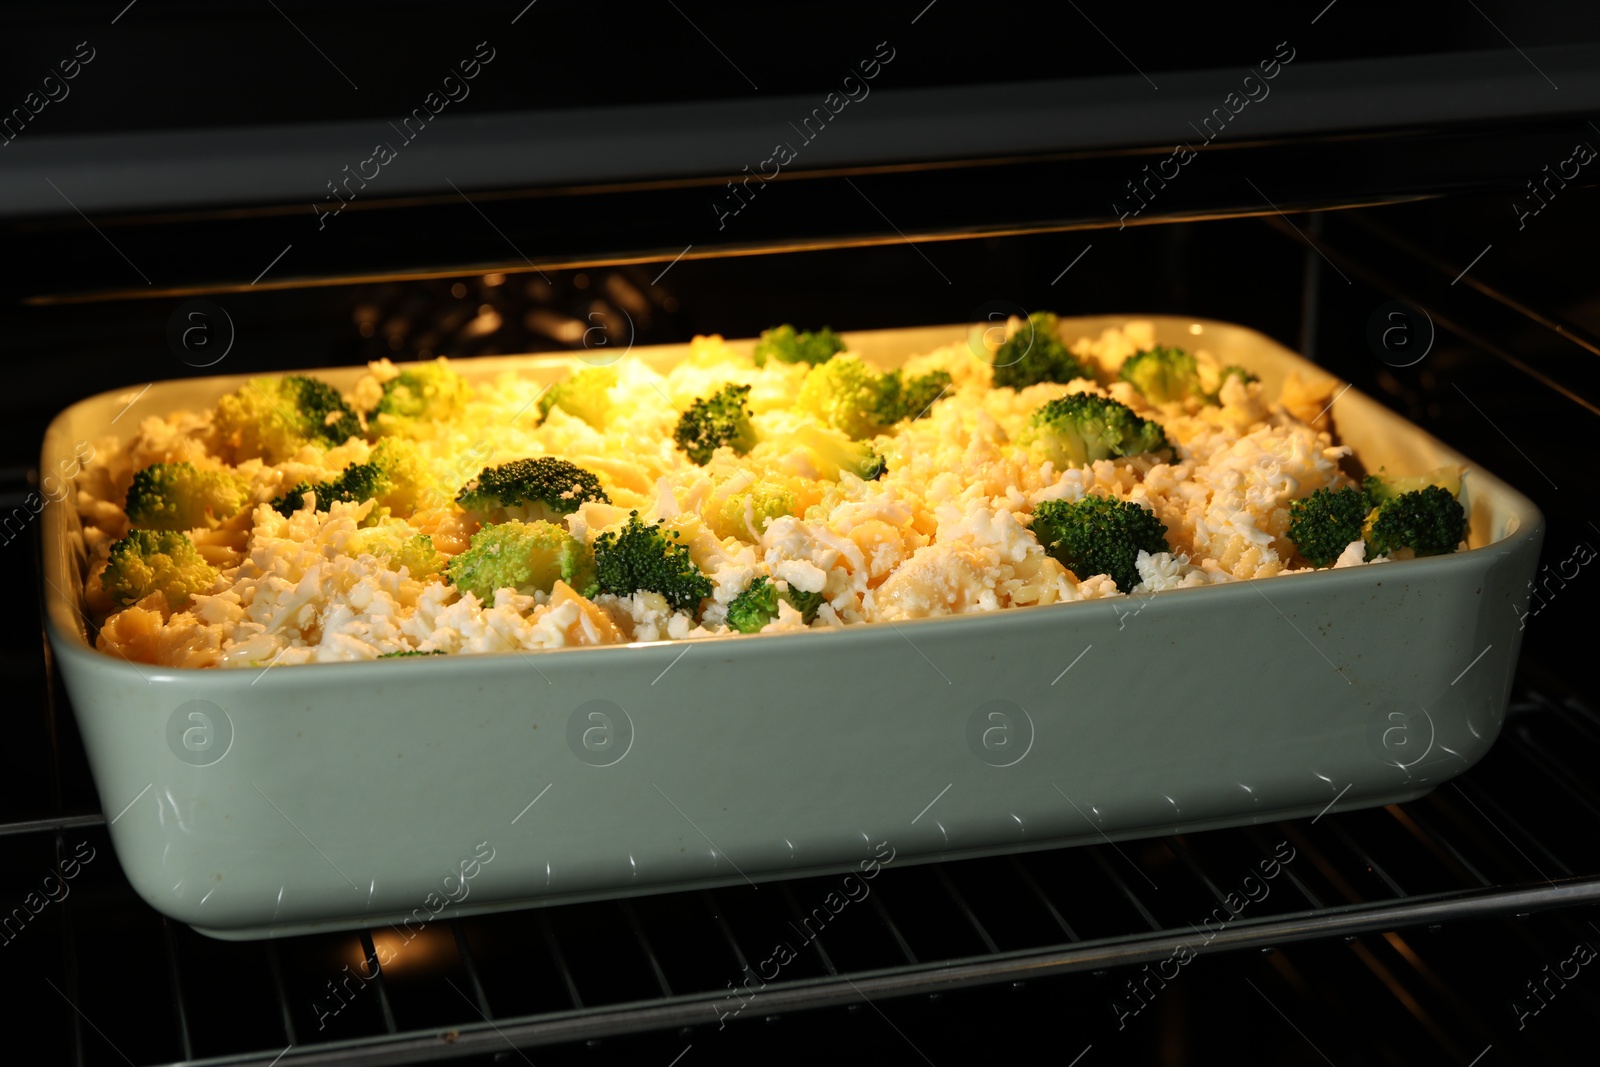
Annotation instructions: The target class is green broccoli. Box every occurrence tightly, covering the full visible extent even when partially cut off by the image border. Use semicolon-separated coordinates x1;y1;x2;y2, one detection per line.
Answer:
370;359;470;432
1015;394;1172;469
1287;469;1467;565
715;482;797;541
795;355;895;440
898;369;954;421
1362;466;1462;504
455;457;611;524
346;525;445;580
593;511;713;612
726;575;781;633
270;438;445;520
1218;365;1259;388
446;519;599;601
213;375;362;463
538;366;617;430
101;529;218;611
1119;346;1201;404
1364;484;1467;559
365;437;442;516
378;649;447;658
875;368;954;424
124;462;250;531
1286;485;1372;567
783;585;825;621
270;461;385;517
779;424;887;481
725;575;824;633
674;383;758;465
989;312;1091;390
752;325;847;368
1030;495;1169;593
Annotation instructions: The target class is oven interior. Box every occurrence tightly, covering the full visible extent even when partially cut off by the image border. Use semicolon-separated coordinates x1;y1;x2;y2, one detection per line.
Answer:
3;194;1598;1065
4;3;1600;1059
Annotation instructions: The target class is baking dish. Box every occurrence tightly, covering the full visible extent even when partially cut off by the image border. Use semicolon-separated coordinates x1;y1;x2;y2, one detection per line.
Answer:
40;315;1544;939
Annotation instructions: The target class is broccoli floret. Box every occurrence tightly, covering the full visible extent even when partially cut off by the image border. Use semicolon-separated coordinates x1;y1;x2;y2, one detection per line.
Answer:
875;368;954;424
366;437;442;516
1016;394;1172;469
346;524;445;580
101;529;218;611
124;462;250;531
1287;485;1372;567
593;511;713;612
1362;467;1466;559
752;325;847;368
455;457;611;524
897;369;954;421
1031;495;1169;594
270;461;385;517
725;575;823;633
726;575;781;633
446;519;598;601
214;375;361;463
674;383;758;465
796;355;896;440
990;312;1091;390
714;482;797;541
783;585;824;621
271;439;444;520
778;424;887;481
538;366;617;430
1120;346;1201;404
392;534;444;580
1362;466;1462;504
378;649;447;658
370;358;470;433
1365;485;1467;559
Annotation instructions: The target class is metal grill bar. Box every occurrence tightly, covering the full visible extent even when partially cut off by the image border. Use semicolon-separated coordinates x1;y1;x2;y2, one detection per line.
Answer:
616;901;673;998
1320;819;1409;898
1088;847;1162;931
777;883;838;977
930;866;999;956
1390;806;1493;887
1499;728;1600;823
699;890;751;975
535;912;582;1010
358;930;398;1034
1449;779;1573;881
864;887;918;965
447;921;492;1019
157;876;1600;1067
1006;856;1079;942
264;942;298;1047
161;919;195;1061
56;831;86;1067
0;813;105;838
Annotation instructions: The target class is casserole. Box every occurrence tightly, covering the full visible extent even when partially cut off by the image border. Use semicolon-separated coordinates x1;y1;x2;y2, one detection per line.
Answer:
40;315;1543;938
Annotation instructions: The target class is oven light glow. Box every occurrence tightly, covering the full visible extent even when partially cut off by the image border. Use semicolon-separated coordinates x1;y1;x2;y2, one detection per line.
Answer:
353;926;455;975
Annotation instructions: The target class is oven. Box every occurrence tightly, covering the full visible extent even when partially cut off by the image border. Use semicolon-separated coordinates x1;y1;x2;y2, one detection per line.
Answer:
4;2;1599;1063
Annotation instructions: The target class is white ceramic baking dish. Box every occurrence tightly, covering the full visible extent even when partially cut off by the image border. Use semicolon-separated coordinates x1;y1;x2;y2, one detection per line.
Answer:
40;316;1543;939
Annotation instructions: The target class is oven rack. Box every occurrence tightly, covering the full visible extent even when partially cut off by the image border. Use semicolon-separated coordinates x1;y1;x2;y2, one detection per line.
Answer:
10;632;1600;1067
